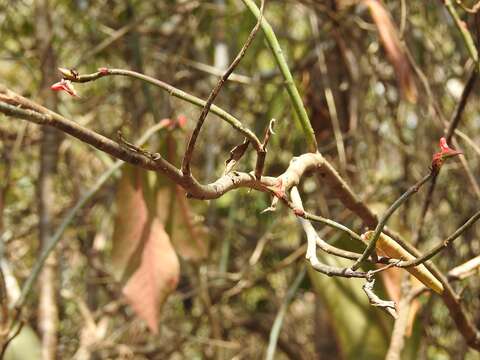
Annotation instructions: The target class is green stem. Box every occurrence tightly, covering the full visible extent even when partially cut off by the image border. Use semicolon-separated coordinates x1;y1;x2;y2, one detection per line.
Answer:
241;0;318;151
67;69;263;151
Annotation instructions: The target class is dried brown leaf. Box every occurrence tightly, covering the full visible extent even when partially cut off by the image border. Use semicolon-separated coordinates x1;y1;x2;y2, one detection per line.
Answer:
110;167;149;282
122;218;179;333
111;167;180;333
224;139;249;175
156;186;208;261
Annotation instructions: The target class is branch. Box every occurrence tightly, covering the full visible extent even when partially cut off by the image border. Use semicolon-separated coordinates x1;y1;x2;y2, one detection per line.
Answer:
363;278;398;319
351;172;433;270
14;122;169;310
397;209;480;268
290;188;369;279
443;0;480;71
60;68;263;151
181;0;265;176
290;187;363;261
449;255;480;280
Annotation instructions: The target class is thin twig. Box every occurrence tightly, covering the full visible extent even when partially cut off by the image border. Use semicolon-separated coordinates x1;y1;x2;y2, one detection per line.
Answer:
397;209;480;268
363;278;398;319
444;0;480;70
290;187;362;261
413;69;477;245
352;172;433;270
62;69;263;150
181;0;265;176
448;255;480;280
290;188;369;278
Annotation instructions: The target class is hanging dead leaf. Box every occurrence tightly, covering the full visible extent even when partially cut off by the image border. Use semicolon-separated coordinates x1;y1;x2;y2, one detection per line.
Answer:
111;167;180;332
111;166;149;282
122;218;179;334
365;0;417;103
156;185;208;261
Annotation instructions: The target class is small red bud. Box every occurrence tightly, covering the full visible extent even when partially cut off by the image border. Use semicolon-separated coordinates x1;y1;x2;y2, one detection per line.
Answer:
431;137;462;170
50;79;78;97
98;67;109;75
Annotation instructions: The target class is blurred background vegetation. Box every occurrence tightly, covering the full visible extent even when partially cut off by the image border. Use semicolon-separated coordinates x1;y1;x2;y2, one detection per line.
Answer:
0;0;480;359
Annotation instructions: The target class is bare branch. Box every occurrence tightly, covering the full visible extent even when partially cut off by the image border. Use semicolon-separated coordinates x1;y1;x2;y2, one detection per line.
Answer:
181;0;265;176
363;278;398;319
60;69;263;150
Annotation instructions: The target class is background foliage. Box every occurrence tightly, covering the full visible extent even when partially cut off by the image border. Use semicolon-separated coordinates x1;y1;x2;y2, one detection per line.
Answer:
1;0;480;359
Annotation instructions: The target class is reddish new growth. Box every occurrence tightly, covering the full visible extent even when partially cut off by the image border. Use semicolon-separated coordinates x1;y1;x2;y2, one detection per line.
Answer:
431;137;462;172
50;79;78;97
293;208;305;217
267;177;286;199
158;115;188;130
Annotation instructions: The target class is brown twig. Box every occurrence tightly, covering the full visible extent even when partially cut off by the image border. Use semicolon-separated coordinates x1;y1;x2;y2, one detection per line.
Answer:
181;0;265;176
254;119;275;179
59;68;263;150
413;69;477;245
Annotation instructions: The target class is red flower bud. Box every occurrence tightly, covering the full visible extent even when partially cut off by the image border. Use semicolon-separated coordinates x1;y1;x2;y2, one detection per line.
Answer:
50;79;78;97
432;137;462;170
98;67;109;75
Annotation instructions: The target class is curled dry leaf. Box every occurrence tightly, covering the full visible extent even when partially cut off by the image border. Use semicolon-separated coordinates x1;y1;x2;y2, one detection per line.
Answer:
364;0;417;103
224;139;250;175
361;231;444;294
